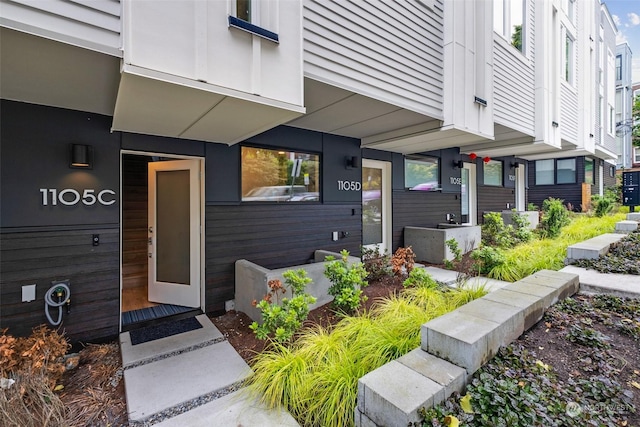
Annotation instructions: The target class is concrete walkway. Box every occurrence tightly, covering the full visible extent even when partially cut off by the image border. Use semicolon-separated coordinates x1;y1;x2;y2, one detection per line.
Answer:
119;314;299;426
561;265;640;299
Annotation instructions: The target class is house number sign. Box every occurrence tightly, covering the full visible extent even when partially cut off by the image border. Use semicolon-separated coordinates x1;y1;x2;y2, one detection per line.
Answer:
40;188;116;206
337;180;361;191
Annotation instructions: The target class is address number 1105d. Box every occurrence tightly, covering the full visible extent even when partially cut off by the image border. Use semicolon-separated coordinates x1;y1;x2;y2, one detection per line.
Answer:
337;180;361;191
40;188;116;206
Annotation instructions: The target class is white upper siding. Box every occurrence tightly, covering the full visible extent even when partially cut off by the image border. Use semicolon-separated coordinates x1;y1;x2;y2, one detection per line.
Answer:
560;83;579;142
493;0;535;135
303;0;444;118
0;0;121;56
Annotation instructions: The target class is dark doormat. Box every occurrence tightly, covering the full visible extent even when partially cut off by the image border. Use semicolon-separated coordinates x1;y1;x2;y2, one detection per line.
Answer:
129;317;203;345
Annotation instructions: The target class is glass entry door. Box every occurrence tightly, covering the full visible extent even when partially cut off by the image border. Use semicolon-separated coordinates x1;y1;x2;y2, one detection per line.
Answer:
461;162;477;225
362;159;392;254
148;159;201;308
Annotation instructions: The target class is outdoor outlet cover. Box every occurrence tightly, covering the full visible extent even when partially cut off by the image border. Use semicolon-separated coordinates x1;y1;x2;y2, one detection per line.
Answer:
22;284;36;302
332;231;339;241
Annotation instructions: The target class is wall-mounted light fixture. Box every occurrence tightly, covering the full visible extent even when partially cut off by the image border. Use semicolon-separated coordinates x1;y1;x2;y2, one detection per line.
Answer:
70;144;92;169
453;160;464;169
345;155;358;169
474;96;487;107
511;161;520;169
483;156;491;164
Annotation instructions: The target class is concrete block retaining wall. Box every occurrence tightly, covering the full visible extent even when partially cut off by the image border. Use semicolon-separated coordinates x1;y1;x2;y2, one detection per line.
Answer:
355;269;579;427
404;226;481;264
235;250;360;322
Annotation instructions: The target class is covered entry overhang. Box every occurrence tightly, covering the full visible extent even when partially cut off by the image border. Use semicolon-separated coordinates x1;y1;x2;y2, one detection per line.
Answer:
112;65;306;145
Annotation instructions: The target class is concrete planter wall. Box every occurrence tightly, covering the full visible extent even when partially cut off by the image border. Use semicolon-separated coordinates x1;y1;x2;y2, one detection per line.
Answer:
234;250;360;322
404;226;481;264
500;210;539;230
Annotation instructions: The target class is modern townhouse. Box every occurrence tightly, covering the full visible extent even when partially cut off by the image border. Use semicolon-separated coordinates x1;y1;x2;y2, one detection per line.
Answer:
525;0;618;210
0;0;618;342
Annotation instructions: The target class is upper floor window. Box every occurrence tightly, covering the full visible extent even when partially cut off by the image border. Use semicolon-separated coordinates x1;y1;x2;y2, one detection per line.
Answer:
241;147;320;202
483;160;503;186
563;28;575;85
236;0;251;22
494;0;524;53
616;54;622;81
405;156;439;191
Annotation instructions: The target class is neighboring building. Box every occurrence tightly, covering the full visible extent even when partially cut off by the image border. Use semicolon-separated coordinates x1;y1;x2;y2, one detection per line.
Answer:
526;0;619;210
0;0;619;342
615;43;634;169
632;82;640;168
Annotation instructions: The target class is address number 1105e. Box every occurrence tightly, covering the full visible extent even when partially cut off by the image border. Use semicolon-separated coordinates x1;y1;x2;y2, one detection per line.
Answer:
40;188;116;206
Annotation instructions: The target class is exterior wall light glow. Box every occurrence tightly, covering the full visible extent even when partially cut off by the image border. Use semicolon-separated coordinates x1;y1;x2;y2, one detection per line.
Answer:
70;144;92;169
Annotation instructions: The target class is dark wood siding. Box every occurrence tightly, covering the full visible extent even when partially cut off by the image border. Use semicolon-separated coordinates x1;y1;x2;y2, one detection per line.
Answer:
392;191;461;249
477;186;516;223
527;157;584;211
0;227;120;342
204;203;361;314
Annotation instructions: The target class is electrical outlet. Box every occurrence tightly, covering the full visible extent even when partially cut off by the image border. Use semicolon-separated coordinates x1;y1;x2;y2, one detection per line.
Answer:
22;284;36;302
332;231;339;241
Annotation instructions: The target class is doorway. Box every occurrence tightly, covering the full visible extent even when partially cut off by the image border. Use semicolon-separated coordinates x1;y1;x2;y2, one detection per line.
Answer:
515;163;526;211
121;153;204;329
461;162;477;225
362;159;392;254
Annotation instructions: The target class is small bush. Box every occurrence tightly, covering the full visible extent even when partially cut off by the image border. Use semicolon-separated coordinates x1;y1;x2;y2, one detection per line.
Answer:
481;212;514;248
403;268;439;289
443;238;462;270
539;198;570;238
250;269;317;342
471;246;506;275
360;246;392;281
591;194;614;217
324;250;369;313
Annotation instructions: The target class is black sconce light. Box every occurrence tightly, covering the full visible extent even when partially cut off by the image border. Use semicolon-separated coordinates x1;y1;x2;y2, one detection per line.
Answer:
70;144;92;169
345;155;359;169
511;161;520;169
453;160;464;169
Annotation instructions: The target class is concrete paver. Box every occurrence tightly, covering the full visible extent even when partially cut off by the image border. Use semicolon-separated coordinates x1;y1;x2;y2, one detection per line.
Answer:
561;265;640;299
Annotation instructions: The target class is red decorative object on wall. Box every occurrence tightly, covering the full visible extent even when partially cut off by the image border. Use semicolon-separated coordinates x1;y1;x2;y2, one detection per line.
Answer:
469;153;477;160
483;156;491;163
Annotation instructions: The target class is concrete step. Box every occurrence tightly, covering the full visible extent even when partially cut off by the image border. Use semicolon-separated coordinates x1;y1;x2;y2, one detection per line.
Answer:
356;269;580;427
561;265;640;299
565;233;625;262
627;212;640;221
615;220;639;233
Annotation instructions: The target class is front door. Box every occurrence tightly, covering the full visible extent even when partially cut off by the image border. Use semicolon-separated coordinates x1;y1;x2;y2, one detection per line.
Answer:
148;159;201;308
461;162;477;225
515;163;526;211
362;159;392;254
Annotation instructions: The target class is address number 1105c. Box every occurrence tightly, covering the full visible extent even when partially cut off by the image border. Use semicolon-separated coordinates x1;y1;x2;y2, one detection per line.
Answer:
40;188;116;206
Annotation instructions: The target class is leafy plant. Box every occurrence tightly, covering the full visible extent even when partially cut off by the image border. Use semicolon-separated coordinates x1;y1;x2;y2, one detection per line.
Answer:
443;238;462;270
471;246;506;275
360;246;392;281
539;198;570;238
527;202;539;211
391;246;416;277
566;324;611;348
403;267;439;289
249;269;317;342
591;194;614;217
481;212;515;248
324;250;369;313
511;212;533;244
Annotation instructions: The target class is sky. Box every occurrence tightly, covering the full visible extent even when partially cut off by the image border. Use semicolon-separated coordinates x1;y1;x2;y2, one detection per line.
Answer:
604;0;640;83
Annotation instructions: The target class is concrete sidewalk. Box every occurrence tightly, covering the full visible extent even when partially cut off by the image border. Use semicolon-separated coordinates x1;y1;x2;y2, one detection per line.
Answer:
119;314;299;426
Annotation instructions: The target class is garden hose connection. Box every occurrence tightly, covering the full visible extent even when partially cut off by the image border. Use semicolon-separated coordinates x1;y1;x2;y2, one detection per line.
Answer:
45;282;70;326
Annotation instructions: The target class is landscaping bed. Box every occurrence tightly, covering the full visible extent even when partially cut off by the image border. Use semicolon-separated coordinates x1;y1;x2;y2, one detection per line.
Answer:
573;229;640;275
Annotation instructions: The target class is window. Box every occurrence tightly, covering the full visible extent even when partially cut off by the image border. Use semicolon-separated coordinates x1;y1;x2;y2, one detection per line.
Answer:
616;54;622;81
535;159;554;185
610;166;615;178
584;158;594;185
556;158;576;184
405;156;439;191
483;160;503;186
241;147;320;202
494;0;524;53
236;0;251;22
563;28;574;84
608;105;615;135
635;148;640;164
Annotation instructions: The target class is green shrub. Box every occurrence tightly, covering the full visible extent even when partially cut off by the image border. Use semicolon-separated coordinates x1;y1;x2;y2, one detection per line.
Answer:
481;212;515;248
324;250;368;313
249;269;316;342
443;238;462;270
539;198;570;238
511;212;533;244
527;202;539;211
403;267;439;288
360;246;392;281
471;246;506;275
591;195;614;217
